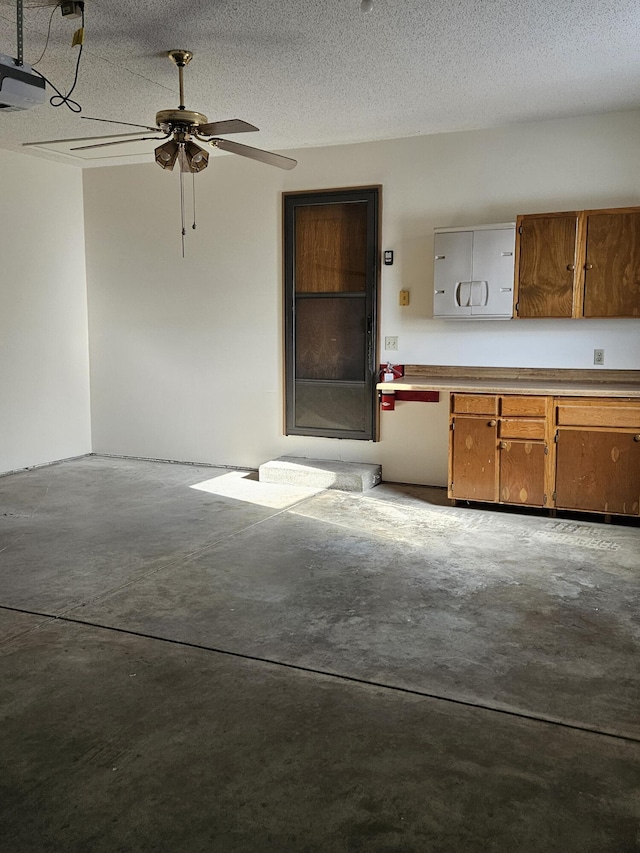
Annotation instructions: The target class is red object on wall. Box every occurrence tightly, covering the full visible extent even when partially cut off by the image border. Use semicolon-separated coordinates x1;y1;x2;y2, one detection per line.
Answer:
395;390;440;403
381;392;396;411
379;389;440;410
379;363;405;381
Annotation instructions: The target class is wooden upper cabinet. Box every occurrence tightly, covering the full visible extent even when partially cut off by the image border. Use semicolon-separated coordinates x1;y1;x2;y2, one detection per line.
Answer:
514;212;581;318
514;205;640;319
582;210;640;318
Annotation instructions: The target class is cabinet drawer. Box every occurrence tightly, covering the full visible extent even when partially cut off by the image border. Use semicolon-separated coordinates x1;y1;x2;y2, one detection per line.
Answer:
452;394;497;415
557;401;640;429
500;419;545;440
500;396;547;417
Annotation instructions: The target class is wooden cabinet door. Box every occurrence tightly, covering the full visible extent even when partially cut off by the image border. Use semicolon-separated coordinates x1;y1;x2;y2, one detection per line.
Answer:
555;429;640;515
450;415;497;502
515;213;581;318
583;211;640;317
499;440;545;506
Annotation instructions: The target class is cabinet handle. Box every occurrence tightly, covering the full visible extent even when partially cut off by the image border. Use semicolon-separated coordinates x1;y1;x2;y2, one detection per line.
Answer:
500;441;508;449
566;264;575;271
585;263;593;270
634;435;640;442
488;419;497;426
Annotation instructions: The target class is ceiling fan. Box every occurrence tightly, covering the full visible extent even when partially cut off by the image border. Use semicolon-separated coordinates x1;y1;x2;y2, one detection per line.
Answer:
24;50;297;254
26;49;297;174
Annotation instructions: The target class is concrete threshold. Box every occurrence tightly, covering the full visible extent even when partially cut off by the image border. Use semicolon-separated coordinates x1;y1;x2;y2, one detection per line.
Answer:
259;456;382;492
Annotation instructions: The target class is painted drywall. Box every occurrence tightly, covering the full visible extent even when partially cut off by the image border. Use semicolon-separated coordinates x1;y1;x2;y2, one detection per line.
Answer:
0;149;91;475
83;110;640;486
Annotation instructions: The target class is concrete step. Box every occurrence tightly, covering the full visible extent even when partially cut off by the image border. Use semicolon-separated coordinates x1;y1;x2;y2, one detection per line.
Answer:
259;456;381;492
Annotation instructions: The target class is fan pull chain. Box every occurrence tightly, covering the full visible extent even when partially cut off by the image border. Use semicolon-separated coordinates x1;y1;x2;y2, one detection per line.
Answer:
180;168;186;258
192;172;197;230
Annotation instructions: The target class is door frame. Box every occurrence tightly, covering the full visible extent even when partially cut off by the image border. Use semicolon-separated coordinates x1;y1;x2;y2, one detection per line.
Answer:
282;186;381;440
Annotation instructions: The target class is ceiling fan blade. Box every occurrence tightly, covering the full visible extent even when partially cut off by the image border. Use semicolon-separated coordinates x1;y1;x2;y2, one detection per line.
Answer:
23;131;165;147
81;116;160;132
70;135;168;151
212;138;297;170
197;119;258;136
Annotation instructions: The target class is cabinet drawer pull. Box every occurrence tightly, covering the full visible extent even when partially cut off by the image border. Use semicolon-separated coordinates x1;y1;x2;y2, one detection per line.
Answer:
566;264;575;271
500;440;508;449
488;419;497;426
585;263;593;270
635;435;640;442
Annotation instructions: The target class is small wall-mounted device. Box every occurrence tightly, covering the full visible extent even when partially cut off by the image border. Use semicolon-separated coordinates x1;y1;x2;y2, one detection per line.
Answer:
399;290;410;306
61;1;83;18
383;250;394;265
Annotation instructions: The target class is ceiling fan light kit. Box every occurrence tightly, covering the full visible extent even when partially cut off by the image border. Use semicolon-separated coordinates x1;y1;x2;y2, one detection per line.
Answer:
25;49;297;255
154;138;179;170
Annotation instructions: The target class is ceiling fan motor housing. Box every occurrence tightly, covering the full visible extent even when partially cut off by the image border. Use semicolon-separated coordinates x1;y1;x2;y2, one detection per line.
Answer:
155;109;208;131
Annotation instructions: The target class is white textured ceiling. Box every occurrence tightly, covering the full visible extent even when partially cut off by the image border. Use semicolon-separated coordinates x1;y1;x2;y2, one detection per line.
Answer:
2;0;640;167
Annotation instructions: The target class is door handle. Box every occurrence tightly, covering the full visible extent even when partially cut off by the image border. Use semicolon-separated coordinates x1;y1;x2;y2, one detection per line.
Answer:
455;281;472;307
470;281;488;306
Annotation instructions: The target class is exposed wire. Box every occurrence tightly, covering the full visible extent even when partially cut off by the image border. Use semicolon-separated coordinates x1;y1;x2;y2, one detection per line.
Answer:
33;1;84;112
0;6;175;95
31;1;59;67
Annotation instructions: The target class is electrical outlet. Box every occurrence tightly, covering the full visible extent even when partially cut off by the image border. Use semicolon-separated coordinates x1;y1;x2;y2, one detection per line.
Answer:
593;348;605;365
384;336;398;351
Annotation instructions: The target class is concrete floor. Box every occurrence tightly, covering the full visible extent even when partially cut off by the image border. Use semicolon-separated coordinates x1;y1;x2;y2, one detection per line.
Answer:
0;456;639;852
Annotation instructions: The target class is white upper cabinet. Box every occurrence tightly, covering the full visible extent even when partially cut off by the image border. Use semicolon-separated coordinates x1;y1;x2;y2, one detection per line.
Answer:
433;224;516;319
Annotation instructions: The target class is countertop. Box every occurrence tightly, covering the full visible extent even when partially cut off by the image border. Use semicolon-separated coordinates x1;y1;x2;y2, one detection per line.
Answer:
376;366;640;398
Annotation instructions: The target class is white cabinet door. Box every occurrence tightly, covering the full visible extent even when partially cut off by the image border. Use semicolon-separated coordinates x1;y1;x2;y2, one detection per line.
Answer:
433;231;473;317
470;228;515;317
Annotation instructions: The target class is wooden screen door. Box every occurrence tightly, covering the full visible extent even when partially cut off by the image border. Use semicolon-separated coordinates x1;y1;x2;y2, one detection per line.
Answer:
283;187;379;439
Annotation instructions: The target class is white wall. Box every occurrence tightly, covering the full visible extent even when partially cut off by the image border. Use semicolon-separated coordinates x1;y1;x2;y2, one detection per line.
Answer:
83;110;640;486
0;149;91;475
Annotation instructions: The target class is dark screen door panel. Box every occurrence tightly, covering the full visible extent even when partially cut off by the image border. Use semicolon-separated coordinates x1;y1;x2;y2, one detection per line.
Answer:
295;297;366;381
295;203;367;294
294;383;368;432
284;189;379;440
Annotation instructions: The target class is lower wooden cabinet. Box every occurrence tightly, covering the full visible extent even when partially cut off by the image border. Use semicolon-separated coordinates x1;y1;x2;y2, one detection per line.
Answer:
448;393;640;516
554;399;640;516
499;440;546;506
449;415;497;502
449;394;549;508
